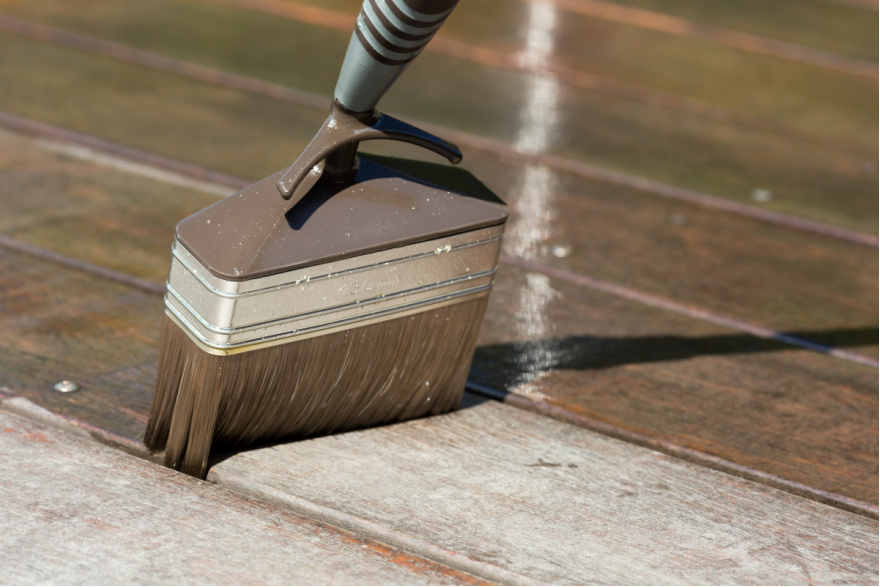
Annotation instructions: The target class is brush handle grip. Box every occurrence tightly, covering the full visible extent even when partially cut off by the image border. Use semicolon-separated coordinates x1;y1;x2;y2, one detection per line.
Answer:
334;0;459;114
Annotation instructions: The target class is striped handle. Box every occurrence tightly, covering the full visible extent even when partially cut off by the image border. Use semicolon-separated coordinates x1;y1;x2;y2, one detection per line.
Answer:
334;0;459;113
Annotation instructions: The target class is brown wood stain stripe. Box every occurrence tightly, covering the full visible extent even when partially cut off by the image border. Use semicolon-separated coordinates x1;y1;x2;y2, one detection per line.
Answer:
464;381;880;519
200;0;868;152
0;116;875;367
549;0;878;78
0;16;874;248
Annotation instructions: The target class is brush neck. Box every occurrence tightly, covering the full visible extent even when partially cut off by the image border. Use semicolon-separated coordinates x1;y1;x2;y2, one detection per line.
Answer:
333;0;459;113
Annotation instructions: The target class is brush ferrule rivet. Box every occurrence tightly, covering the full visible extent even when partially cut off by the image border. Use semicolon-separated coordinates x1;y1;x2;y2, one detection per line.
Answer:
53;380;80;393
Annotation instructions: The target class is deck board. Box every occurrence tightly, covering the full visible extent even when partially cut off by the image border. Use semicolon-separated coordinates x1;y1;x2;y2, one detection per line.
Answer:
0;0;876;579
0;249;160;450
0;411;488;585
0;2;876;231
0;122;875;504
1;115;876;359
208;399;879;585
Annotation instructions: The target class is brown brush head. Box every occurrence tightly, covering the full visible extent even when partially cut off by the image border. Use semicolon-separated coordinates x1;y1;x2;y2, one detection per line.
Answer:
145;296;489;478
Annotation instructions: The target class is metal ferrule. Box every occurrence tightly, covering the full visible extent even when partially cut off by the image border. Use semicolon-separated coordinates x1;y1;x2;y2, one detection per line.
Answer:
165;224;504;355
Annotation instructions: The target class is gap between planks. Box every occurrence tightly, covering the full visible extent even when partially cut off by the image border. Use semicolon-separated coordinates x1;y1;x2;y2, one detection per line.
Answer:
0;116;875;371
0;15;876;249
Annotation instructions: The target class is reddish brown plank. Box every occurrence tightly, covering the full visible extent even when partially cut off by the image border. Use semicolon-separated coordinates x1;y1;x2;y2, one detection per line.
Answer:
471;263;878;506
0;3;875;234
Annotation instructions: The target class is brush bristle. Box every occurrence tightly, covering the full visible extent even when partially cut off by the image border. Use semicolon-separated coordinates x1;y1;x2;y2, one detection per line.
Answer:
145;296;489;478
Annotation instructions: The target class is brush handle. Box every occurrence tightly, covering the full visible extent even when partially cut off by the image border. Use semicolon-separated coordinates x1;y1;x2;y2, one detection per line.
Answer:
334;0;459;114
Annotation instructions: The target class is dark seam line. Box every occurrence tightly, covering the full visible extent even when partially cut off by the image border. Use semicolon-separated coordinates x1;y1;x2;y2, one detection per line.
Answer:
0;235;167;296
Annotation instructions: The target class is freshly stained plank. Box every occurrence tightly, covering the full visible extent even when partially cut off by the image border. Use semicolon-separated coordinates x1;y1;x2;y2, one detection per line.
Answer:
471;263;878;505
0;411;487;585
0;129;223;282
458;149;878;358
0;126;875;504
0;249;160;450
0;7;876;232
296;0;878;64
0;32;327;181
209;399;879;585
598;0;878;61
196;0;877;147
5;126;873;359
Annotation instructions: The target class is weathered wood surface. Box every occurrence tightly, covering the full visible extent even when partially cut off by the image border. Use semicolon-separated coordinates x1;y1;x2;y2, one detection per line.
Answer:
0;0;875;546
0;126;876;506
0;411;488;585
209;399;879;585
473;263;879;506
0;0;876;232
0;249;160;452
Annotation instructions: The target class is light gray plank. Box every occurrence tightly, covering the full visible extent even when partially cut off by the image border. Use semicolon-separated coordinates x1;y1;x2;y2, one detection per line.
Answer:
0;411;488;586
210;400;879;585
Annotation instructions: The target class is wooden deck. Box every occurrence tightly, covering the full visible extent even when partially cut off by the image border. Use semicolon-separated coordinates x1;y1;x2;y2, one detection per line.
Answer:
0;0;876;583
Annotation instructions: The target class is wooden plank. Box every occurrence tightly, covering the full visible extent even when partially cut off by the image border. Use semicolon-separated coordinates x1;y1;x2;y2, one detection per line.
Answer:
472;263;878;505
0;126;875;504
0;249;160;451
585;0;879;61
293;0;879;63
208;399;879;585
0;129;223;283
458;147;878;359
0;411;488;585
2;124;874;359
0;5;875;233
0;32;326;181
206;0;877;148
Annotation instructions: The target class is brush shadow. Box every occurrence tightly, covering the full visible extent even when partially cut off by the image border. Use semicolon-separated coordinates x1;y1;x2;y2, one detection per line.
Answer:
469;326;878;391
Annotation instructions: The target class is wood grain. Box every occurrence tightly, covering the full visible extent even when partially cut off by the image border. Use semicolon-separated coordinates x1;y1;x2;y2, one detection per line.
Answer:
0;2;876;232
0;249;159;451
472;263;878;505
0;125;875;505
0;411;489;585
2;125;874;358
209;399;879;585
588;0;879;61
